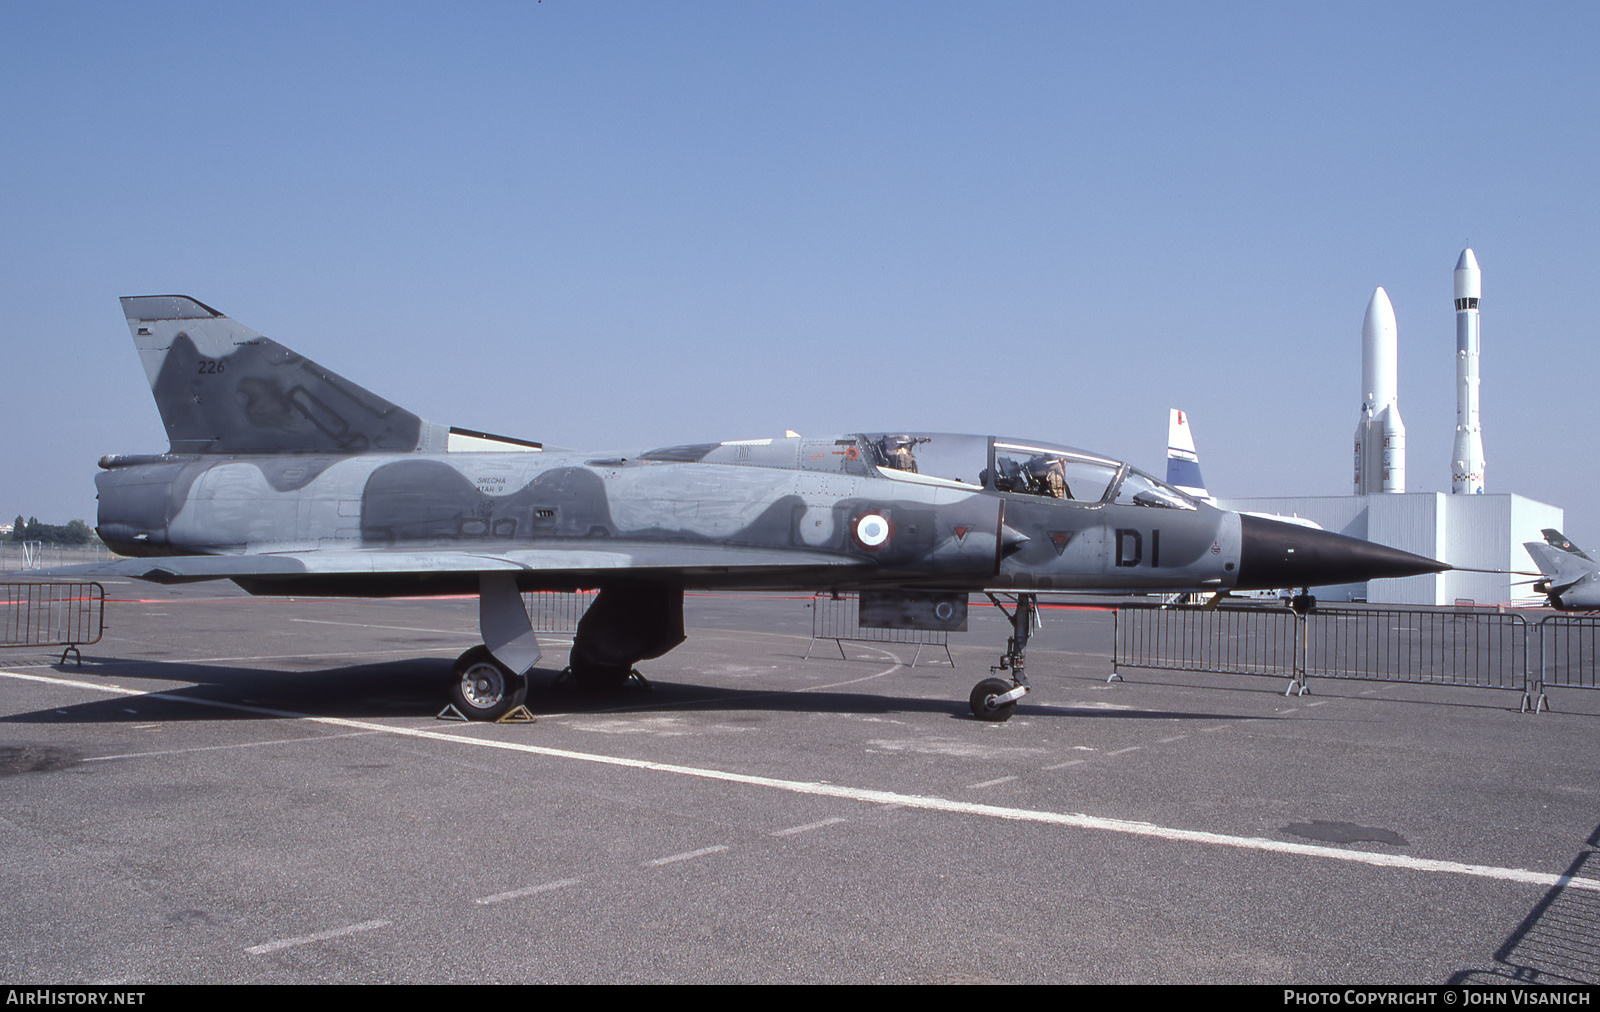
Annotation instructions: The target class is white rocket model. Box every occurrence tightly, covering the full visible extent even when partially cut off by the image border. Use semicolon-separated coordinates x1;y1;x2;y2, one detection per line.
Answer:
1452;248;1486;494
1353;287;1406;494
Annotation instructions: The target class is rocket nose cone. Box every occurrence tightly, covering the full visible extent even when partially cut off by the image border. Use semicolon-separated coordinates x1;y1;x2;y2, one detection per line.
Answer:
1235;514;1449;591
1363;287;1396;333
1454;248;1482;300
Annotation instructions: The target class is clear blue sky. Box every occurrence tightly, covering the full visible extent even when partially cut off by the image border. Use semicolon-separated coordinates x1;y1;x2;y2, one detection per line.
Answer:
3;2;1596;546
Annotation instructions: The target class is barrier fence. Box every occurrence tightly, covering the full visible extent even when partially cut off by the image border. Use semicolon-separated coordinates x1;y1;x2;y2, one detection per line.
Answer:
1110;601;1592;712
1114;601;1302;679
525;590;596;632
1304;606;1528;691
0;542;116;573
1532;615;1600;713
2;578;1590;709
0;582;105;664
805;593;954;667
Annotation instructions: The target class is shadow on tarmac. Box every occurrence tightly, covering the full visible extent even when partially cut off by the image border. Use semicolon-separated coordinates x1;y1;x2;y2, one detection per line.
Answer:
2;655;1275;725
1450;822;1600;985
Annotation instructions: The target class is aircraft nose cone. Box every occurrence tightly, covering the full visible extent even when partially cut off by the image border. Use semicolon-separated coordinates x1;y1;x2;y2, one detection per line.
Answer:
1235;514;1448;591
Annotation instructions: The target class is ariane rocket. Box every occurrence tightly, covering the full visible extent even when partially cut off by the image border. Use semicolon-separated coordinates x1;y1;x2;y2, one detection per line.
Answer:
1354;287;1405;494
1452;248;1486;495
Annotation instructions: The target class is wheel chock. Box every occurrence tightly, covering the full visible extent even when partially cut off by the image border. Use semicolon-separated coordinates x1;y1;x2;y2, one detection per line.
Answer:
496;706;537;724
436;704;470;721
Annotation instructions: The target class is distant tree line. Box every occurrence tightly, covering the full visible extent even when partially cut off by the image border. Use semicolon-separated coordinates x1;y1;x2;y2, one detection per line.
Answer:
9;516;94;545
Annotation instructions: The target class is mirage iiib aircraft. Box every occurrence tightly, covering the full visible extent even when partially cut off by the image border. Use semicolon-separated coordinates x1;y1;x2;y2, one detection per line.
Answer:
68;296;1447;722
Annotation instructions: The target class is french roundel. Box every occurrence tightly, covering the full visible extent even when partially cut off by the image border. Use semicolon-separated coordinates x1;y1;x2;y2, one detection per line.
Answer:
855;513;891;549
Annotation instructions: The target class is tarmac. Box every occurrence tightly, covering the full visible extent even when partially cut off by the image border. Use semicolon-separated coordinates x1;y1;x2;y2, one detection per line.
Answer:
2;581;1598;984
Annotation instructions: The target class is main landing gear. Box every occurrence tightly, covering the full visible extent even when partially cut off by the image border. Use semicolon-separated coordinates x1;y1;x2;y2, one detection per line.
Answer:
971;592;1038;722
442;579;686;720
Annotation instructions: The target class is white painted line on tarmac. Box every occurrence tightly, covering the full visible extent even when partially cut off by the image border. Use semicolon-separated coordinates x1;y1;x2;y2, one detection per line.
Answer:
245;919;391;954
966;775;1018;789
645;845;729;866
11;667;1600;896
1105;746;1142;756
771;817;846;837
73;648;455;667
1154;735;1188;744
1042;760;1086;770
475;877;582;905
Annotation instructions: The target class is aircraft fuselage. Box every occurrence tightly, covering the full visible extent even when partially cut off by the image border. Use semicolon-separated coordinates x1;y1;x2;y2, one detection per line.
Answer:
95;434;1246;598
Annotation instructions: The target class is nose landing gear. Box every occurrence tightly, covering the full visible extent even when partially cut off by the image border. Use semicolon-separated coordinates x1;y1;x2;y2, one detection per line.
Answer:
970;592;1038;721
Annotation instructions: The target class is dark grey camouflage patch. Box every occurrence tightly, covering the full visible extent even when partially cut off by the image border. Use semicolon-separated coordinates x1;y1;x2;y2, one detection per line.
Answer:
152;331;424;455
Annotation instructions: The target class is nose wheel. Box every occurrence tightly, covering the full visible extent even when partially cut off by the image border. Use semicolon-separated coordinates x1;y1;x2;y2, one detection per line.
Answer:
970;677;1021;721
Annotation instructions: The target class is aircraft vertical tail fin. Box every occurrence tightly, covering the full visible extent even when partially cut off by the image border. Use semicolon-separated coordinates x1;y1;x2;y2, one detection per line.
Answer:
1541;529;1592;562
1165;408;1211;502
120;295;446;455
1525;542;1598;588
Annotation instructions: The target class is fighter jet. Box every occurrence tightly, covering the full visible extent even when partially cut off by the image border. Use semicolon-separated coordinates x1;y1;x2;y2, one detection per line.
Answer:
66;296;1449;722
1524;530;1600;611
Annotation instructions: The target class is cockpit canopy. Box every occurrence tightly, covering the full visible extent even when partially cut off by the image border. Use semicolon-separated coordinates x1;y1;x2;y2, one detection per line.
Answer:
856;432;1199;510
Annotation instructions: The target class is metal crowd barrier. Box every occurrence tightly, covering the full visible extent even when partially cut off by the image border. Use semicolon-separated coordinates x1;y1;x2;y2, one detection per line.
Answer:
0;542;117;573
1304;605;1528;693
805;593;954;667
525;590;597;633
0;582;106;664
1113;600;1302;680
1112;600;1542;710
1531;615;1600;714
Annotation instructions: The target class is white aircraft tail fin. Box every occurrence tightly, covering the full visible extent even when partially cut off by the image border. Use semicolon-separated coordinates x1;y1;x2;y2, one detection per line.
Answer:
1165;409;1211;502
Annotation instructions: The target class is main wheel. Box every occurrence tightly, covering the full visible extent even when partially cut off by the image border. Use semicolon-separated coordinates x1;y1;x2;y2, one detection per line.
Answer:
969;677;1017;722
449;646;528;721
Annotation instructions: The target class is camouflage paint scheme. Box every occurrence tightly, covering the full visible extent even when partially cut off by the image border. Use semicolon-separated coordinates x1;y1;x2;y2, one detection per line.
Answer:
80;296;1448;718
99;297;1241;595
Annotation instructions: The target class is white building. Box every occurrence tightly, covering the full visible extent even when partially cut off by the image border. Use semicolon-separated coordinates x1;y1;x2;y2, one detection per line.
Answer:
1217;492;1561;605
